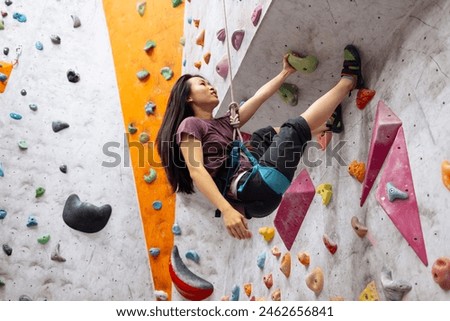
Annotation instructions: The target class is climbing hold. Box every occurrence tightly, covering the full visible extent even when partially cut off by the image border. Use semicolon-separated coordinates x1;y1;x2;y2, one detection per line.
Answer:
0;72;7;82
67;69;80;83
271;289;281;301
271;245;281;258
0;209;6;219
316;183;332;206
263;273;273;289
139;132;150;144
216;55;229;79
172;0;183;8
359;280;379;301
431;257;450;290
52;121;70;132
144;40;156;53
29;103;38;111
316;131;332;151
441;160;450;190
136;69;150;81
277;83;299;106
0;279;5;287
35;187;45;198
10;112;22;120
348;160;365;183
231;29;245;50
280;252;291;278
71;15;81;28
20;89;27;96
152;200;162;210
26;215;38;227
185;250;200;263
258;226;275;242
256;251;266;269
149;248;160;257
160;67;174;80
3;47;8;55
287;52;319;73
38;234;50;244
145;101;156;115
306;267;324;296
2;244;12;256
220;295;230;301
380;267;412;301
62;194;112;233
330;296;345;301
0;19;4;30
243;283;252;297
172;223;181;235
12;12;27;22
137;2;146;16
216;28;226;42
50;35;61;44
274;169;315;251
51;242;66;262
35;41;43;51
5;0;12;6
1;10;7;17
356;88;376;110
179;36;185;46
128;123;137;134
144;168;157;183
297;252;310;266
251;4;263;26
187;17;192;24
19;295;33;300
386;182;408;202
196;29;205;47
193;19;200;28
203;52;211;64
231;284;240;301
323;234;337;254
169;245;214;300
351;216;368;238
59;164;67;173
154;290;168;301
193;61;201;69
18;140;28;150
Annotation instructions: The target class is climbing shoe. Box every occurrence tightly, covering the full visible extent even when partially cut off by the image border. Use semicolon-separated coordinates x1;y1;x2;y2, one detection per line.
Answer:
326;104;344;133
342;44;365;90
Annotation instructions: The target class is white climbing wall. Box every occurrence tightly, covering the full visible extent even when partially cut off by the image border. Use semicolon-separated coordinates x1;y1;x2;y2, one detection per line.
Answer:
0;0;153;300
175;0;450;300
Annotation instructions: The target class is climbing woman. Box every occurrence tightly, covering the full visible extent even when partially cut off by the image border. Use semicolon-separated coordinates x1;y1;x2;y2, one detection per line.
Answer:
156;45;364;240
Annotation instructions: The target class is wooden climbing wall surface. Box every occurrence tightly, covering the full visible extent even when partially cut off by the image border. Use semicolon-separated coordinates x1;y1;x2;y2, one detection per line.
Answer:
103;0;184;299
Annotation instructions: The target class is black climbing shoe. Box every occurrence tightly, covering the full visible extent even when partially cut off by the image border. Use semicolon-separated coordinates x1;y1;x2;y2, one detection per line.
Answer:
326;104;344;133
342;44;365;90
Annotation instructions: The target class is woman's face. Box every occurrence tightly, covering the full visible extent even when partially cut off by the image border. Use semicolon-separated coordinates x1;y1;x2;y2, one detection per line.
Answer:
187;77;219;110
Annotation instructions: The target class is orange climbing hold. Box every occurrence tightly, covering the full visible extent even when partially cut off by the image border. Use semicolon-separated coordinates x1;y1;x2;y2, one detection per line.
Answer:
203;52;211;64
442;160;450;191
306;267;324;296
351;216;368;238
431;257;450;290
359;280;380;301
297;251;310;266
316;131;332;151
356;88;376;110
193;19;200;28
243;283;252;297
263;273;273;289
271;289;281;301
271;246;281;258
194;61;202;69
280;252;291;278
196;29;205;46
348;160;365;183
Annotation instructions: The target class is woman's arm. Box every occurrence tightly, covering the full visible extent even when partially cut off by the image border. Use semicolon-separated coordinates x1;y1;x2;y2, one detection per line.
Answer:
179;133;252;239
238;54;296;127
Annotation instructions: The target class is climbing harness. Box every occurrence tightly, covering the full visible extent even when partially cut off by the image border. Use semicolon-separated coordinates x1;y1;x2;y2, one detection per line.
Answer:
215;0;290;217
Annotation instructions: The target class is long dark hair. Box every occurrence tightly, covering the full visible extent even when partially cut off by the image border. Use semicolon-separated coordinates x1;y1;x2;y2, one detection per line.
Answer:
156;74;202;194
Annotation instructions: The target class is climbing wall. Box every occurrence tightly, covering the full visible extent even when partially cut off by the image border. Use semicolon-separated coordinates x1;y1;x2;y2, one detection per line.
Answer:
0;0;152;300
173;0;450;300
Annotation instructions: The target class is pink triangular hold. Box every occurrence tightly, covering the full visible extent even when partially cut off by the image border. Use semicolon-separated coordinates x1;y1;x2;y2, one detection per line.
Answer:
274;169;315;251
375;127;428;266
216;55;229;79
360;100;402;206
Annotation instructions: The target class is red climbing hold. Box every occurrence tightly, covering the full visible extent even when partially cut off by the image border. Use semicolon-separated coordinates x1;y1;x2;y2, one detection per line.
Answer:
356;88;376;110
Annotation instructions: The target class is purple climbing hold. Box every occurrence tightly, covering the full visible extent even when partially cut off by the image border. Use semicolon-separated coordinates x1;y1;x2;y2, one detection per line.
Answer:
216;28;226;42
231;29;245;50
216;55;229;79
251;4;263;26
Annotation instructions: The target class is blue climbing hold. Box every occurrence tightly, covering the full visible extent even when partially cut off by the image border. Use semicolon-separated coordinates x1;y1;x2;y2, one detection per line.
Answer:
145;101;156;115
257;251;266;269
13;12;27;23
35;41;43;50
152;200;162;210
231;284;240;301
27;215;38;227
172;223;181;235
386;182;409;202
149;247;160;257
0;209;7;219
10;112;22;120
0;162;4;177
185;250;200;263
0;72;7;82
187;17;192;24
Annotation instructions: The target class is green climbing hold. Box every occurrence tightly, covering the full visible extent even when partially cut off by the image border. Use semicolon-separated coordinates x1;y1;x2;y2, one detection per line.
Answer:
18;140;28;150
128;123;137;134
144;40;156;52
0;279;5;287
172;0;183;8
278;83;299;106
35;187;45;198
287;52;318;74
37;234;50;244
0;19;4;31
160;67;174;80
139;132;150;144
137;2;146;16
144;168;157;183
137;69;150;81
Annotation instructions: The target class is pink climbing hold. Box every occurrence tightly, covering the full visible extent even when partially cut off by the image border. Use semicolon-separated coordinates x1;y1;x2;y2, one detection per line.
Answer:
274;169;315;251
360;100;402;206
216;55;229;79
375;127;428;266
251;4;263;26
216;28;226;42
231;29;245;50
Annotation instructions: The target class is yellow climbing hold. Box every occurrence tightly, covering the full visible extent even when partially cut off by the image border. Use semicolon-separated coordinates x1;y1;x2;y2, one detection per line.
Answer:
316;183;332;206
348;160;365;183
258;226;275;242
243;283;252;297
359;280;380;301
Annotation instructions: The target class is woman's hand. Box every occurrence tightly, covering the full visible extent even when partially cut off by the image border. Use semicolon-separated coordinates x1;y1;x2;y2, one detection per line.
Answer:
222;207;252;240
283;53;296;75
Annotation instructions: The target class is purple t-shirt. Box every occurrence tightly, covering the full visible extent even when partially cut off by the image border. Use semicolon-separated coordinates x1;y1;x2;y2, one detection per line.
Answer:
176;115;252;178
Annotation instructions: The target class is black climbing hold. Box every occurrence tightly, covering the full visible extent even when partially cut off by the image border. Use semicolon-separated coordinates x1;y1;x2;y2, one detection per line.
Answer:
52;121;70;132
3;47;9;55
5;0;12;6
2;243;12;256
67;69;80;83
19;295;32;301
59;164;67;173
50;34;61;44
21;89;27;96
62;194;112;233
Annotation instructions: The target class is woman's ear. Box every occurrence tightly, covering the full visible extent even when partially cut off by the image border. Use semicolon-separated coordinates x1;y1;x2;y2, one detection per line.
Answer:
186;96;193;103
